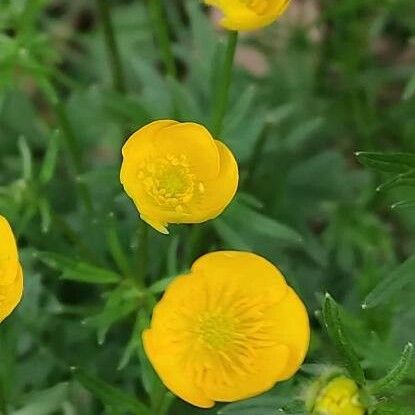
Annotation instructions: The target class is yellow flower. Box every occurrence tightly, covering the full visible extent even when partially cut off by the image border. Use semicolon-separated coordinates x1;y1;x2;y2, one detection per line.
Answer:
205;0;291;31
143;251;310;408
120;120;238;234
0;215;24;323
313;376;365;415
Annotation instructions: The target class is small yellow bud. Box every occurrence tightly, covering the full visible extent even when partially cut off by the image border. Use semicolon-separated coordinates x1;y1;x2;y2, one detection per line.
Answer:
312;376;365;415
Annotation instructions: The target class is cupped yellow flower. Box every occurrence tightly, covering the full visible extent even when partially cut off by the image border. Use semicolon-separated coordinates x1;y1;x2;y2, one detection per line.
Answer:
120;120;238;234
0;215;24;323
205;0;291;31
313;376;365;415
143;251;310;408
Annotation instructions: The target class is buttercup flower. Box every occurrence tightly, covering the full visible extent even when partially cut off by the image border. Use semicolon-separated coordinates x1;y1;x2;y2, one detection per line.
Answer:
143;251;310;408
0;215;24;323
312;376;365;415
120;120;238;234
205;0;291;31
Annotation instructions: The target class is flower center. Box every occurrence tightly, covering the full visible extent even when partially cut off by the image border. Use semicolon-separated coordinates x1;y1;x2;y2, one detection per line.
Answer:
241;0;272;15
139;154;198;211
197;312;236;350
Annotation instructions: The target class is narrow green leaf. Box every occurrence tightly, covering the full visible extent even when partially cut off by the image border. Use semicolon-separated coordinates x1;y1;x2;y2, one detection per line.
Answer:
363;254;415;308
376;170;415;192
391;200;415;210
148;276;176;295
13;383;68;415
83;283;141;344
106;213;133;278
39;129;60;185
213;218;252;250
370;343;413;396
72;368;151;415
403;73;415;100
18;135;32;181
356;152;415;173
323;294;365;386
36;251;122;284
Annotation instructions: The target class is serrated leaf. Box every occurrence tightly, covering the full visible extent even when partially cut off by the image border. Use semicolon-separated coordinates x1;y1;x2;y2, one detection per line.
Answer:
72;368;151;415
363;254;415;308
323;294;365;386
370;343;413;396
36;251;122;284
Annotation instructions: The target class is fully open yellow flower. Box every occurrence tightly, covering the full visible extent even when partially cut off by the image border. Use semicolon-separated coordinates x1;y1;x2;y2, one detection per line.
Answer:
205;0;291;31
143;251;310;408
313;376;365;415
120;120;238;234
0;215;24;323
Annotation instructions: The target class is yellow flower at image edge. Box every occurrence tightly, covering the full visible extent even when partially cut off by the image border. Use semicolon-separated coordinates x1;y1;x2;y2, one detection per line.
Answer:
313;376;365;415
205;0;291;31
0;215;24;323
143;251;310;408
120;120;238;234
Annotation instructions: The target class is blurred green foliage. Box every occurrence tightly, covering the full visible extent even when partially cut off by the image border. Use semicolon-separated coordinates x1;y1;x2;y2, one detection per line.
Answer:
0;0;415;414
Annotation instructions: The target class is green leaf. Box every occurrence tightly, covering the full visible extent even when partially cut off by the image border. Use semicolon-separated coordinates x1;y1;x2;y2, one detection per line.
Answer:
13;383;68;415
18;135;33;181
72;368;151;415
84;282;141;344
391;200;415;210
218;395;291;415
214;217;252;250
36;251;122;284
376;170;415;192
370;342;414;396
323;294;366;386
39;129;60;185
374;402;415;415
403;73;415;100
148;276;176;295
356;152;415;173
363;254;415;308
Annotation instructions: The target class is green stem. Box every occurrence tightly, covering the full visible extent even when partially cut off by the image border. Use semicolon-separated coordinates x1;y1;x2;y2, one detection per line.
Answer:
136;222;149;286
148;0;177;79
211;31;238;136
41;79;93;213
96;0;126;94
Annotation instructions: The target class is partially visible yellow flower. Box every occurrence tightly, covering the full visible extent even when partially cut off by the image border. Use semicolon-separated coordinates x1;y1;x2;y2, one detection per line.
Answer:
313;376;365;415
120;120;238;234
0;215;24;323
143;251;310;408
205;0;291;31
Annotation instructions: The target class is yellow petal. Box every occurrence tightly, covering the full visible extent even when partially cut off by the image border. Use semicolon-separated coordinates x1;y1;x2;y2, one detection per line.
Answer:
121;119;178;159
143;328;215;408
270;287;310;380
191;251;288;304
0;215;19;286
203;344;290;402
0;263;23;323
120;120;177;200
208;0;291;31
143;252;309;407
153;122;220;180
184;140;239;223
